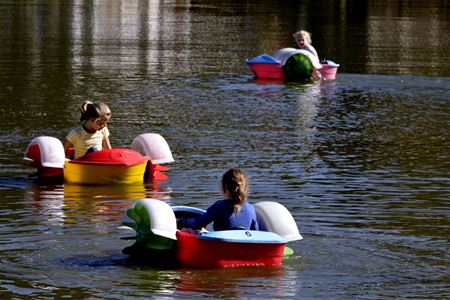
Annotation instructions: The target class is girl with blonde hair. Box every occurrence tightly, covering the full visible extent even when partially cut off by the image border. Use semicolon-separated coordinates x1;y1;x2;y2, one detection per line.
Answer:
293;30;319;59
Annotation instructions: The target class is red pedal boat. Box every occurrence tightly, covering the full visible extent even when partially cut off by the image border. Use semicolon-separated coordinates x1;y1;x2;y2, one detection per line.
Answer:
121;199;303;268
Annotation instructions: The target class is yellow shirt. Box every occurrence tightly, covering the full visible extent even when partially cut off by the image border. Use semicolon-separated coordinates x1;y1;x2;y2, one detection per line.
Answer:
66;126;110;159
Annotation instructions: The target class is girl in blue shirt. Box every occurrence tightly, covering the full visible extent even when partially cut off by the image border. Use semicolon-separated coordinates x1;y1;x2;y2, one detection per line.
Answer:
180;168;259;231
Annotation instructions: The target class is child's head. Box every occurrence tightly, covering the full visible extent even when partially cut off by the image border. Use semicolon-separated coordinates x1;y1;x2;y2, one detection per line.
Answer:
79;101;111;130
222;168;249;213
293;30;312;47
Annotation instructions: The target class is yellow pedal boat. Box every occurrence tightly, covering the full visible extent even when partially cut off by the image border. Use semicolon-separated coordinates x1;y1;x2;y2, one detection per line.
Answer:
24;133;174;184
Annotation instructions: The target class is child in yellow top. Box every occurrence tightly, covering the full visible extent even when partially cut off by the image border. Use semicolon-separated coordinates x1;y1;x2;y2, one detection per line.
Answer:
64;101;112;159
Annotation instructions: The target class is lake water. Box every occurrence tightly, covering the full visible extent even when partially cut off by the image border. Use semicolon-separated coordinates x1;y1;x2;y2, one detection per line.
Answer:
0;0;449;298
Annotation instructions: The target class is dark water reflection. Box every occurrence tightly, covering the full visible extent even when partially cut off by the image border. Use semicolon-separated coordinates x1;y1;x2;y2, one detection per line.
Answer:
0;0;449;298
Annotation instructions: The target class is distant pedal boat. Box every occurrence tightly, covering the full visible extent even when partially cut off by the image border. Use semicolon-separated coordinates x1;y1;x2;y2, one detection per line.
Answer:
246;48;339;81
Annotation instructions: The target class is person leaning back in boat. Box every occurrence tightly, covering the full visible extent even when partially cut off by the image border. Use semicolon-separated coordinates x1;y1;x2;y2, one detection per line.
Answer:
178;168;259;233
293;30;322;79
64;100;112;159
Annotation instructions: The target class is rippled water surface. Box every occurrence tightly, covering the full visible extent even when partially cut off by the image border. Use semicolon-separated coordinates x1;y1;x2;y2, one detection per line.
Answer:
0;0;449;298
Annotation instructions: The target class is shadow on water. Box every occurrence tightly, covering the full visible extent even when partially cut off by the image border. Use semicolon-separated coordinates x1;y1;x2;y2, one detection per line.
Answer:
0;176;34;190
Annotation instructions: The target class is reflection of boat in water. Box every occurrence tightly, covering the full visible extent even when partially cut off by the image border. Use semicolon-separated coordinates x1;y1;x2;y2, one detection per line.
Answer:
63;184;147;221
24;133;174;185
63;182;147;201
121;199;302;268
29;183;65;227
28;181;168;230
246;48;339;81
175;266;286;296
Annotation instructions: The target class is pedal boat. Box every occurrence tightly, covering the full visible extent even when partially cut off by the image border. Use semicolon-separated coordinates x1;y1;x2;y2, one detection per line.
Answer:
246;47;339;81
120;199;303;268
24;133;174;184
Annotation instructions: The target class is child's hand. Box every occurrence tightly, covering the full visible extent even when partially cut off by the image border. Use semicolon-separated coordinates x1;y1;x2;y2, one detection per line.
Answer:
199;228;208;234
181;228;198;234
176;218;183;230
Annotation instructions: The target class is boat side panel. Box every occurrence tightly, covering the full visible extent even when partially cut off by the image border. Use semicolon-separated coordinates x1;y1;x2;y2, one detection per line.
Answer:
176;230;285;268
64;161;147;184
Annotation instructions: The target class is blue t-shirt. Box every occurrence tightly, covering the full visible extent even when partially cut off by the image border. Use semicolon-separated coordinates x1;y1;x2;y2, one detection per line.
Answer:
182;200;259;231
